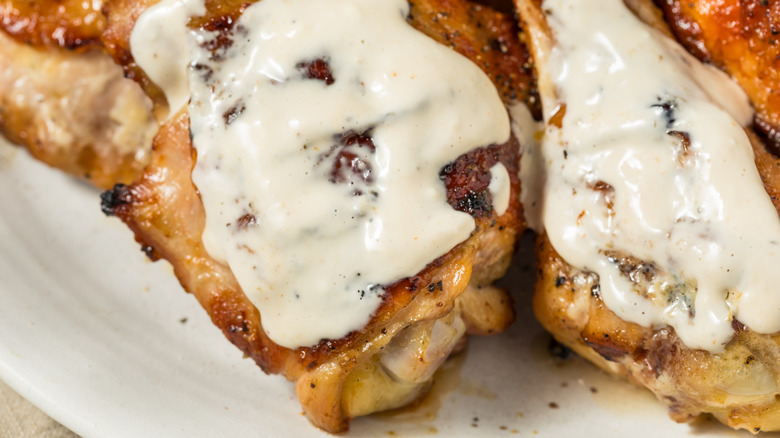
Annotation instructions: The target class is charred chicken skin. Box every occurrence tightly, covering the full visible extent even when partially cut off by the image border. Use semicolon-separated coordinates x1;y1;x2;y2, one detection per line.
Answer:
518;0;780;433
99;0;536;432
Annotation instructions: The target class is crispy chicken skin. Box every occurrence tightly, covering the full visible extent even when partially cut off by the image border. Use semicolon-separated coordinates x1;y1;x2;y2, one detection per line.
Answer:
100;0;535;432
0;2;155;189
0;0;105;48
517;0;780;433
655;0;780;147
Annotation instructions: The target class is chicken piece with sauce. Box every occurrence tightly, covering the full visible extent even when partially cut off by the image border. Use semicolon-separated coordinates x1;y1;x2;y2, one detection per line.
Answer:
99;0;537;432
517;0;780;432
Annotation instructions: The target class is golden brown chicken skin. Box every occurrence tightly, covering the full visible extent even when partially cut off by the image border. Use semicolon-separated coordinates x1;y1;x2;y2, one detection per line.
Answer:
0;1;155;189
99;0;536;432
655;0;780;147
1;0;105;48
517;0;780;433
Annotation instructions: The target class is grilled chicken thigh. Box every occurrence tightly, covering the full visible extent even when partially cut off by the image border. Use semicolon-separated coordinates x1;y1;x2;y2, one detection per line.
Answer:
518;0;780;432
99;0;536;431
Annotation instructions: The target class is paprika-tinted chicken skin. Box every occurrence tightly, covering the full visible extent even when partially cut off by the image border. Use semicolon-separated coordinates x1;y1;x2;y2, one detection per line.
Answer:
518;0;780;433
100;0;536;432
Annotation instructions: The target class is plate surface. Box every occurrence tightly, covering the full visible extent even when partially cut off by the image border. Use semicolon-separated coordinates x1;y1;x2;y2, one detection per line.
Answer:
0;138;764;437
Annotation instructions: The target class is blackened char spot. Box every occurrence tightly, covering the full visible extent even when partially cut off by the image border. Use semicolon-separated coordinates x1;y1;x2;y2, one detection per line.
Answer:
490;37;509;54
651;98;677;130
439;143;508;219
228;316;250;334
297;58;335;85
236;213;257;230
201;34;234;60
193;63;214;82
223;101;246;126
653;99;695;162
454;191;491;216
100;184;132;216
603;250;658;285
427;280;443;292
199;17;249;61
327;131;376;187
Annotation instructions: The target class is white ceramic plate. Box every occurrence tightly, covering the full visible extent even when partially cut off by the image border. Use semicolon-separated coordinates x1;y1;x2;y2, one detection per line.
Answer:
0;138;764;437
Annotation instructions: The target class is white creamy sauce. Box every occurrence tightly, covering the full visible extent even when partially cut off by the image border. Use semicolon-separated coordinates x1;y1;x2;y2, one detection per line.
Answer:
488;163;511;217
539;0;780;351
131;0;510;348
511;103;544;231
130;0;205;117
